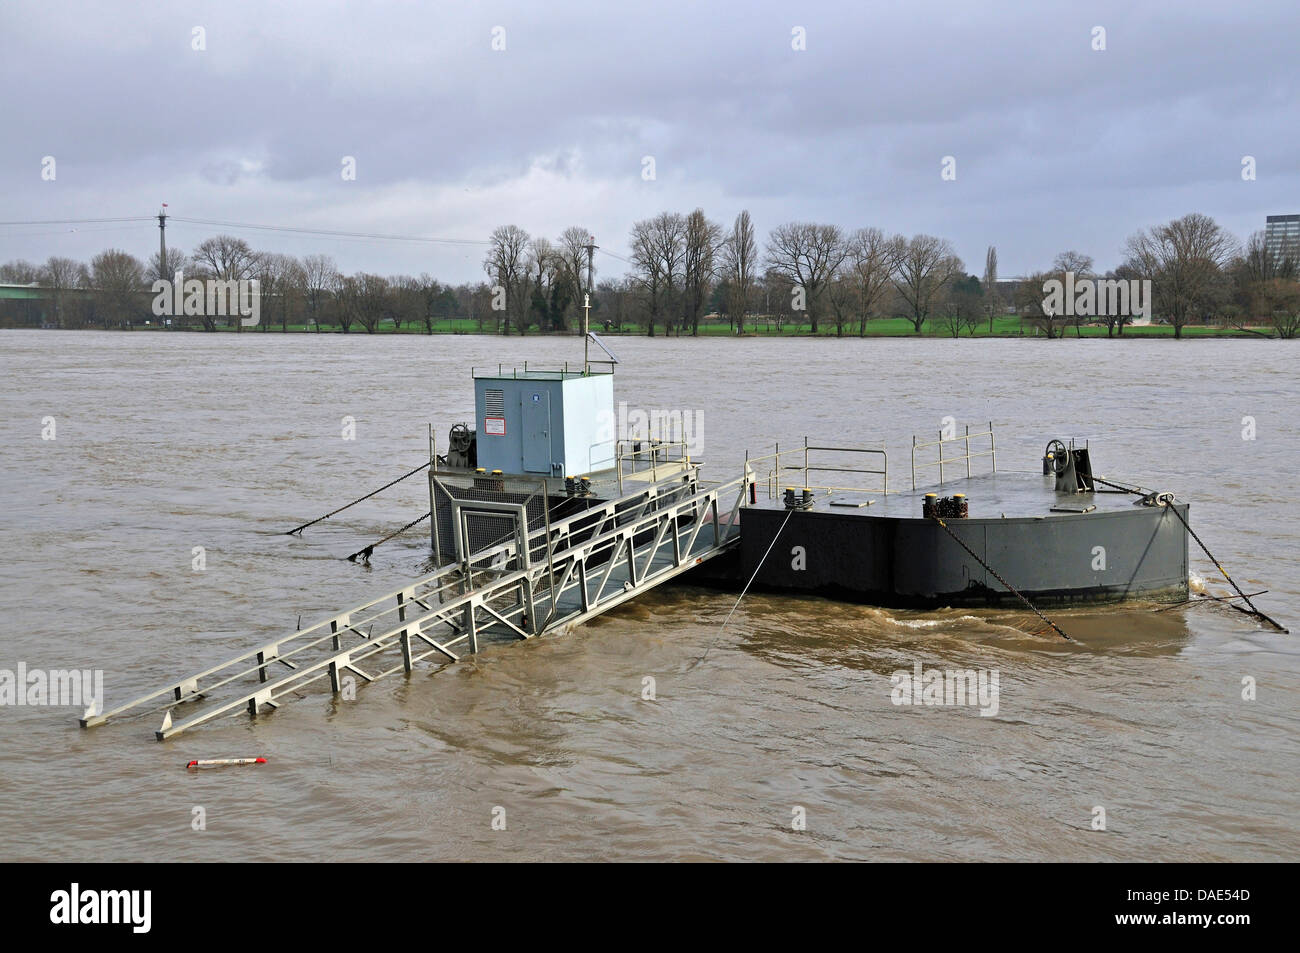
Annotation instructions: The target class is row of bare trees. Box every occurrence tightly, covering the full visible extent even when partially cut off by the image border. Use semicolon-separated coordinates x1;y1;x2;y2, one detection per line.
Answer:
1011;214;1300;338
6;212;1300;337
0;236;505;332
621;210;973;336
480;225;599;335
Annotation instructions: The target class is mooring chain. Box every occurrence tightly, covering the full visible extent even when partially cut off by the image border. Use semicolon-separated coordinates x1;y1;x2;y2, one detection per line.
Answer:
1160;501;1288;633
931;515;1071;641
1091;475;1288;633
346;511;432;563
285;460;432;536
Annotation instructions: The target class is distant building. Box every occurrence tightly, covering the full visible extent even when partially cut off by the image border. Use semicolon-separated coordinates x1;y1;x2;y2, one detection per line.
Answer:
1265;214;1300;263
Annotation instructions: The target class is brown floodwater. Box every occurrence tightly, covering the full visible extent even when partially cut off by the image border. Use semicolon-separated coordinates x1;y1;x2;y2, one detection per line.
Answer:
1;329;1296;861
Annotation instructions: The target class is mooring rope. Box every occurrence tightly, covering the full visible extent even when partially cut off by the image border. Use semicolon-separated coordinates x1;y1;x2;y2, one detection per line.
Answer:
687;505;794;671
346;511;431;564
1091;475;1288;633
285;460;431;536
931;515;1072;641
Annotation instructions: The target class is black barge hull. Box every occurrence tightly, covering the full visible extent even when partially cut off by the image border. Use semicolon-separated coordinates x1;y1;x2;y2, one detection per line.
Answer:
727;476;1189;609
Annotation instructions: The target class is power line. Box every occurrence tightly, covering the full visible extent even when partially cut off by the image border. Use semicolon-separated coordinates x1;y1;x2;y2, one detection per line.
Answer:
168;216;492;247
1;212;637;272
0;223;153;238
0;216;153;226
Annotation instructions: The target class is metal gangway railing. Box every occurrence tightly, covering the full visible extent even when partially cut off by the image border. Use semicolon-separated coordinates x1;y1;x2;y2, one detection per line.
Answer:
83;470;751;740
910;423;997;489
745;438;889;500
615;438;692;493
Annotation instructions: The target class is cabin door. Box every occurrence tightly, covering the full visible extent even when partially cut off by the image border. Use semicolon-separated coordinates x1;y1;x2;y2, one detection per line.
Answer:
521;390;551;473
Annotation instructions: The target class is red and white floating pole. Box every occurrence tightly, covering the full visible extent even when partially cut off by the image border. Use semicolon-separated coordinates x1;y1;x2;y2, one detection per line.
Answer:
185;757;267;769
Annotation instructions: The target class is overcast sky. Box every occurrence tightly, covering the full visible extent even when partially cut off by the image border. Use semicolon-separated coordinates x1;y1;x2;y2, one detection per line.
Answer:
2;0;1298;283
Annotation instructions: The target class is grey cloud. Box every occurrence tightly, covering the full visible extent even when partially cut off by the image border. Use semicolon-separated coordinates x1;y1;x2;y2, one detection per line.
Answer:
1;0;1297;282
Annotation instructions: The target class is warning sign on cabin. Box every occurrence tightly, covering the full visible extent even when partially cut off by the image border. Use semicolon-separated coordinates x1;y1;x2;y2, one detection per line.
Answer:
484;417;506;436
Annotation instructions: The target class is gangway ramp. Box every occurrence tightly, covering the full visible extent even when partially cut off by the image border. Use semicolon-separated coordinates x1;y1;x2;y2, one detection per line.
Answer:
83;472;751;740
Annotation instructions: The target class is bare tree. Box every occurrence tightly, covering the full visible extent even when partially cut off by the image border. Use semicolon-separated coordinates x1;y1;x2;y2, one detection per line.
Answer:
353;274;392;333
147;246;189;285
192;235;260;331
556;226;594;332
761;267;795;332
847;227;896;335
526;237;568;331
331;273;357;333
39;256;83;329
255;253;302;332
720;210;758;334
891;234;962;334
302;254;337;332
1124;213;1239;339
1015;269;1067;338
940;274;983;338
89;249;145;329
982;245;998;333
594;276;636;331
1261;279;1300;338
483;225;531;334
387;275;424;332
280;257;307;332
680;209;721;335
826;269;858;336
192;235;258;279
764;222;847;333
0;260;40;283
1226;230;1296;335
416;273;442;334
461;281;494;332
1049;250;1095;336
629;212;685;336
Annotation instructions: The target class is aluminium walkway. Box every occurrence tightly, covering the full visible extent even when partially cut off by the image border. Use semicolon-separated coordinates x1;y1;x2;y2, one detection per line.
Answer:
82;472;751;740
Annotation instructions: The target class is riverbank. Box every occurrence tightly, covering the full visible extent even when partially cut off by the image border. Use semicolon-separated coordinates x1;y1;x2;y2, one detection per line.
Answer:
14;314;1283;338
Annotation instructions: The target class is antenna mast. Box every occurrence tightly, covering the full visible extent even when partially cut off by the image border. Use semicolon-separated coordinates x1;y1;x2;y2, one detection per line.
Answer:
158;204;169;277
582;235;597;374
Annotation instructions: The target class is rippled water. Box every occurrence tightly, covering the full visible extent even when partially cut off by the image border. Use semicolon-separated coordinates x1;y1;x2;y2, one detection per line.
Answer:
1;330;1296;861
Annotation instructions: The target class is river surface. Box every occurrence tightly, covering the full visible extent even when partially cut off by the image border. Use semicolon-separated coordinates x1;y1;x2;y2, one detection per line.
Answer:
1;330;1296;861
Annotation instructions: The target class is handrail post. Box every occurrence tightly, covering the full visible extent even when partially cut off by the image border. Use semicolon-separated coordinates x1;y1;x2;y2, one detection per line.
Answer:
990;421;996;472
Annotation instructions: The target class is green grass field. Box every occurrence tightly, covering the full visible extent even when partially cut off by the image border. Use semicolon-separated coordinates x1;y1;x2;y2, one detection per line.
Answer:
178;314;1272;338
